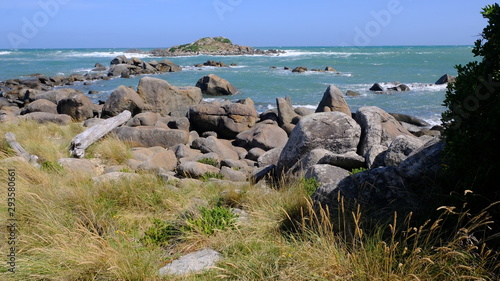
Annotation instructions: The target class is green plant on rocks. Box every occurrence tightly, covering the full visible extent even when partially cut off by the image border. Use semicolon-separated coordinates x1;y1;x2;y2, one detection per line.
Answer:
350;167;368;175
141;218;182;247
200;172;224;181
185;206;237;235
300;177;320;197
197;157;219;167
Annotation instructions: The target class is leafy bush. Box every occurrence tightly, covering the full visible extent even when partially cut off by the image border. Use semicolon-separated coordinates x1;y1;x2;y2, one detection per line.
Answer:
441;4;500;201
185;206;237;235
141;218;181;247
214;37;232;44
300;177;320;197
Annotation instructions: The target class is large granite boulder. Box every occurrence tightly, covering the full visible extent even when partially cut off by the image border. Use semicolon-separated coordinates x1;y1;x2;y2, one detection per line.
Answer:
305;164;350;187
277;112;361;175
113;126;189;148
369;83;385;92
110;55;131;65
435;74;456;85
177;162;220;179
313;138;444;222
384;135;424;167
35;88;81;104
58;158;99;176
195;74;238;96
108;64;133;77
257;147;283;167
276;97;300;127
137;77;202;117
189;101;258;139
287;149;365;175
389;113;431;127
235;121;288;151
355;106;413;157
57;93;98;121
191;136;239;161
155;59;182;72
315;85;351;116
136;149;177;172
20;112;72;125
126;112;162;127
20;99;57;115
102;86;145;118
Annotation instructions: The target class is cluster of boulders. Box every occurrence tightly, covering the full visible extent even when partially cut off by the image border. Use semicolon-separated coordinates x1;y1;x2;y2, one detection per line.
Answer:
1;74;446;221
369;82;411;92
368;74;456;94
0;73;106;107
0;55;184;109
270;66;339;73
0;72;239;125
194;60;237;67
108;55;182;78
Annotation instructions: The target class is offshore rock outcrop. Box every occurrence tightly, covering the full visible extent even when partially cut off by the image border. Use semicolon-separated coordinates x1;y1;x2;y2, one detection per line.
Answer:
148;37;284;57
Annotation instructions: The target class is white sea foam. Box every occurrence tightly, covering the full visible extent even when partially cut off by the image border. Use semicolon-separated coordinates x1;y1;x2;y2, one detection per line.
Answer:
60;51;152;59
278;50;396;58
71;67;94;73
0;51;12;55
202;97;227;103
381;82;447;92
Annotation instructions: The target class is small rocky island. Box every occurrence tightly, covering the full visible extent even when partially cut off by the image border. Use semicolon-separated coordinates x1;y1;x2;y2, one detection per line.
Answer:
131;36;284;57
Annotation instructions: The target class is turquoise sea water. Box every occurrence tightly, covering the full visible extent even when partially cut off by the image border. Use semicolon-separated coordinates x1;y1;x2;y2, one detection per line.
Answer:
0;46;476;125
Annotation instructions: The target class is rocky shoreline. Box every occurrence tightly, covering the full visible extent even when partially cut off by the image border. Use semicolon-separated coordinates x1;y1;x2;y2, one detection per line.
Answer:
1;58;448;222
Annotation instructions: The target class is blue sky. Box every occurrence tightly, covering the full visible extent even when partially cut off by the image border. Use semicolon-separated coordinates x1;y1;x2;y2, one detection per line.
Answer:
0;0;492;49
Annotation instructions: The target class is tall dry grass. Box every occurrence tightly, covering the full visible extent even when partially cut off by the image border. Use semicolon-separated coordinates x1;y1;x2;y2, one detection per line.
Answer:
0;121;498;280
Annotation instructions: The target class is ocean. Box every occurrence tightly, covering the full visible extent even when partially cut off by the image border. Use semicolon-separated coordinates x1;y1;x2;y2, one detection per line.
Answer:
0;46;476;125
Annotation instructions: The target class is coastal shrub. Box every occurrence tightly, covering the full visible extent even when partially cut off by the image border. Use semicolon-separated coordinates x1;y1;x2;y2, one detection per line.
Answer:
141;218;182;247
441;4;500;202
300;177;320;197
185;206;237;235
214;37;232;44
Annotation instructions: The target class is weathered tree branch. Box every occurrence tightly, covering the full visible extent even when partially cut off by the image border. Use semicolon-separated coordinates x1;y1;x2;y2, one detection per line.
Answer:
5;132;40;167
70;110;131;158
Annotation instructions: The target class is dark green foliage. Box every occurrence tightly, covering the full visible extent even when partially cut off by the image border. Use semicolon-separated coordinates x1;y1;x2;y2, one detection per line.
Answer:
141;218;181;246
300;177;320;197
214;37;232;44
185;206;237;235
441;4;500;201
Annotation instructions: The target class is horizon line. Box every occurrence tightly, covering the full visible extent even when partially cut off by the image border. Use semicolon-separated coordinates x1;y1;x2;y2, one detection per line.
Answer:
0;44;474;51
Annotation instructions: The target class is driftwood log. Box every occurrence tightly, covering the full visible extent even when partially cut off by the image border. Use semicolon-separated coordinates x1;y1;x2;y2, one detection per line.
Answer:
5;132;41;167
70;110;131;158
